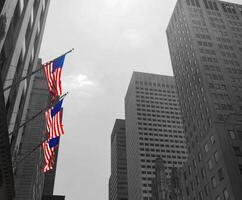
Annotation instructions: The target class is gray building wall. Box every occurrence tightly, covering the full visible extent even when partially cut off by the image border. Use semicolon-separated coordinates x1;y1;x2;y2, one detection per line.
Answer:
14;60;49;200
0;0;50;157
0;1;50;199
125;72;187;200
167;0;242;199
109;119;128;200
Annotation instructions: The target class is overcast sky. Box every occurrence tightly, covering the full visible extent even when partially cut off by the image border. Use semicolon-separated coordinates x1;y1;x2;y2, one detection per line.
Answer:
39;0;241;199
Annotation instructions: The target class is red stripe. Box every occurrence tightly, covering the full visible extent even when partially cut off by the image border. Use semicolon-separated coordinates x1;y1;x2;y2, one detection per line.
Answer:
42;140;55;173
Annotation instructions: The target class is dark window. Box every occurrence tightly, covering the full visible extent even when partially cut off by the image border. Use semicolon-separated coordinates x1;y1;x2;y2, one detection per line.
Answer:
208;1;214;10
239;164;242;175
0;1;6;12
218;168;224;181
0;169;2;187
186;186;190;196
203;0;209;9
233;146;242;157
195;0;200;7
204;185;208;196
191;0;195;6
213;2;219;10
211;176;217;188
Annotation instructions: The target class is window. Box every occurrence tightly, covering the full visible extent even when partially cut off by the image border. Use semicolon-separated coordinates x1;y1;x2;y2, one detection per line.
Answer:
201;168;205;178
239;164;242;175
204;143;209;153
211;176;217;188
228;130;236;139
218;168;224;181
186;186;190;196
214;151;219;163
204;184;208;196
223;188;229;200
193;159;197;168
233;146;242;157
198;152;202;161
0;169;2;187
210;135;215;144
196;175;200;185
216;195;221;200
198;191;203;200
208;159;213;170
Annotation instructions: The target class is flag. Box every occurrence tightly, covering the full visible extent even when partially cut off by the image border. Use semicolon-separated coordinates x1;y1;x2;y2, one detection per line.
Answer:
49;137;60;148
43;55;65;101
42;140;55;173
45;99;64;140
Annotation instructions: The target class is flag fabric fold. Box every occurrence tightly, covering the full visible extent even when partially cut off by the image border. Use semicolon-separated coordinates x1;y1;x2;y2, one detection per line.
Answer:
45;99;64;140
43;55;65;102
42;140;55;173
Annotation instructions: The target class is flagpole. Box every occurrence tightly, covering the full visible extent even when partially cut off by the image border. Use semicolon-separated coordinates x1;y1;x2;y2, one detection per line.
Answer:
3;48;74;91
15;138;48;166
8;92;68;137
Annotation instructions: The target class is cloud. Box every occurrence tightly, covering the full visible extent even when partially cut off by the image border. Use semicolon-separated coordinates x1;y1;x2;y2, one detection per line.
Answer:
63;74;95;90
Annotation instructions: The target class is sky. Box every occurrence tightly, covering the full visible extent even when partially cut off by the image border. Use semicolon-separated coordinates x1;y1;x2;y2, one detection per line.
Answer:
39;0;242;199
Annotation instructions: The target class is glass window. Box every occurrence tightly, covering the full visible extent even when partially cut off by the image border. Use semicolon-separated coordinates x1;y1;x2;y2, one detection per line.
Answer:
204;143;209;153
233;146;242;157
216;195;221;200
201;168;205;178
211;176;217;188
204;184;208;196
218;168;224;181
208;159;213;170
223;188;229;200
228;130;236;139
214;151;219;162
239;164;242;175
198;152;202;161
211;135;215;144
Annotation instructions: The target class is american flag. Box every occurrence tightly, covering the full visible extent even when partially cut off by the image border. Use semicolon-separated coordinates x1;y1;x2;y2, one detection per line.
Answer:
42;140;55;173
45;99;64;139
42;137;60;173
43;55;65;102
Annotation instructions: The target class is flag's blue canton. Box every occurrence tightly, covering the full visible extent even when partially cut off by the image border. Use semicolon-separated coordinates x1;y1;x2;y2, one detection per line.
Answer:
52;55;65;73
51;99;63;117
49;137;60;148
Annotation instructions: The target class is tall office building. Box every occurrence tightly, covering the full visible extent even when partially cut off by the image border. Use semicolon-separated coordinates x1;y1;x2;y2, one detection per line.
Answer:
0;0;50;156
109;119;128;200
0;1;50;199
167;0;242;199
14;60;49;200
125;72;187;200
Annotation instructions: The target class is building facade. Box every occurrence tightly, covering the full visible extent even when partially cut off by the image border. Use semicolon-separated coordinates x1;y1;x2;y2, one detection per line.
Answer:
0;1;50;199
0;0;50;158
151;157;170;200
167;0;242;199
125;72;187;200
14;60;49;200
109;119;128;200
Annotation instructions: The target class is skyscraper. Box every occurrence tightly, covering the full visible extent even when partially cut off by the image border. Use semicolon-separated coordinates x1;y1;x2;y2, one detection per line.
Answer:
125;72;187;200
109;119;128;200
0;1;50;199
167;0;242;199
0;0;50;156
14;60;49;200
